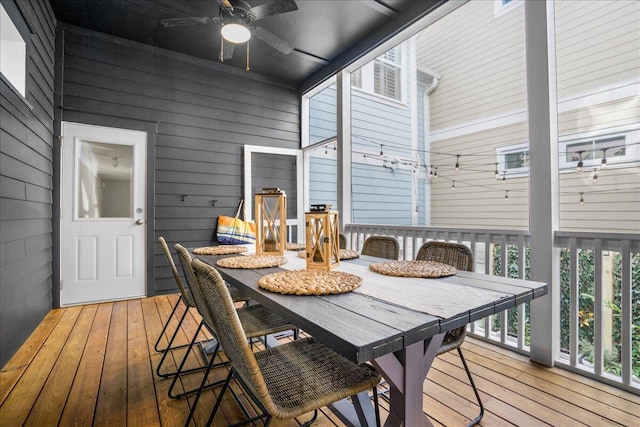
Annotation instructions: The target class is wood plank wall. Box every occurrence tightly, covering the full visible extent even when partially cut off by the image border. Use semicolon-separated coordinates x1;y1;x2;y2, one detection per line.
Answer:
57;25;301;296
0;0;57;367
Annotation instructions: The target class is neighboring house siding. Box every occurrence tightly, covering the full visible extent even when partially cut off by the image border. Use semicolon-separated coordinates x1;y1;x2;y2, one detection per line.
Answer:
0;1;56;367
417;0;639;232
58;26;299;295
307;44;417;226
417;0;526;131
555;1;639;99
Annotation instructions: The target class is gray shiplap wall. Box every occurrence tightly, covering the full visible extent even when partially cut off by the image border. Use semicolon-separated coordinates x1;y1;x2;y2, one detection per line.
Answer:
58;25;300;295
0;0;56;367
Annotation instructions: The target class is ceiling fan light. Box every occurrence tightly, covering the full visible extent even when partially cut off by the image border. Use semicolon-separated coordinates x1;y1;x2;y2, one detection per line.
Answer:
221;23;251;43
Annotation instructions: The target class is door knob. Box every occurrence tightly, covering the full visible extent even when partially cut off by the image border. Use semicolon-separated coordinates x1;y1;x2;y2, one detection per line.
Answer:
136;219;144;225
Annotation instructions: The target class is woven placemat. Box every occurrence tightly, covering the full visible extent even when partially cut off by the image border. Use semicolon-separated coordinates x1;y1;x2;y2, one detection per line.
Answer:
369;260;457;278
258;270;362;295
193;245;248;255
297;249;360;260
216;255;287;269
286;242;306;251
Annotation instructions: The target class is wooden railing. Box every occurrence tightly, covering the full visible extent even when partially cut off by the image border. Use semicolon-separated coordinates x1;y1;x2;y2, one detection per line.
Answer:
343;223;640;392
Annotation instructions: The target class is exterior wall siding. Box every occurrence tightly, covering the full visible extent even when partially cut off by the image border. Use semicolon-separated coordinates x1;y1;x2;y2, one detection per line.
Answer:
307;44;417;226
58;25;300;295
0;0;57;367
417;0;639;232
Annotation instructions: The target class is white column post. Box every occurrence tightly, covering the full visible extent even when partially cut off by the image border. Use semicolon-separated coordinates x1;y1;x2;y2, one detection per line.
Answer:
526;0;559;366
336;70;352;228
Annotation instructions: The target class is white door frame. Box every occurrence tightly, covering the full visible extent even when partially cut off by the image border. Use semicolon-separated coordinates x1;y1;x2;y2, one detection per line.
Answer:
243;145;304;242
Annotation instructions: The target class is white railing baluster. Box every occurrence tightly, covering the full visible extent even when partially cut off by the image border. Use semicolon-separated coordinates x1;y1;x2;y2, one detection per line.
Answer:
594;239;603;377
621;239;632;386
570;237;579;369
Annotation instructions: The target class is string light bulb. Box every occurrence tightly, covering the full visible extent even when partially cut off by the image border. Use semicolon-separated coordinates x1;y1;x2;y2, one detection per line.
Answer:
579;192;584;205
601;148;608;169
504;190;509;200
455;155;460;171
502;171;506;183
576;150;584;173
451;180;455;190
379;144;384;158
592;168;598;182
495;163;499;179
433;167;438;179
429;165;434;179
324;145;328;156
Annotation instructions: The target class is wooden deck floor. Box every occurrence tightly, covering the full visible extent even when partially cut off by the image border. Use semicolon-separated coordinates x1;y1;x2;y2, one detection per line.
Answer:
1;295;638;426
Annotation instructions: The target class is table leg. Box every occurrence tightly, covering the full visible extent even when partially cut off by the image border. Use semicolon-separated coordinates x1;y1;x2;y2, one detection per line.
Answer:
373;333;445;427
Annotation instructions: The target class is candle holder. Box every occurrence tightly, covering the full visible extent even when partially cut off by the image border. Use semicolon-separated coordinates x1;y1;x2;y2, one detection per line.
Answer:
305;205;340;270
255;188;286;255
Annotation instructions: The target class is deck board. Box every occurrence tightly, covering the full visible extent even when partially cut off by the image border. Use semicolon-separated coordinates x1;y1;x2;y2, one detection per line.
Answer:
1;295;638;427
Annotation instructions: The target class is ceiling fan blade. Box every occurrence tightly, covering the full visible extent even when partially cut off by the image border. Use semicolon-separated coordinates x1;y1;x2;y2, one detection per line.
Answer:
252;26;294;55
250;0;298;20
160;16;212;27
219;41;235;61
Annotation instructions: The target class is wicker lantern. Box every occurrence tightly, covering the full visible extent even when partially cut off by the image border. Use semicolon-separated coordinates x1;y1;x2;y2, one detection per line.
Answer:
255;188;287;255
305;205;340;270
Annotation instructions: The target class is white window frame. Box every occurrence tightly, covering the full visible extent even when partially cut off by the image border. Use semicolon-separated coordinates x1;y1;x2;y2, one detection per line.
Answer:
559;127;640;171
496;142;529;178
351;43;407;105
0;2;28;98
494;0;523;17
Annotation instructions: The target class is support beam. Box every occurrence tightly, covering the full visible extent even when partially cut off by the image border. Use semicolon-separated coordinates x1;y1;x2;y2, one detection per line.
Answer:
337;70;352;228
526;0;559;367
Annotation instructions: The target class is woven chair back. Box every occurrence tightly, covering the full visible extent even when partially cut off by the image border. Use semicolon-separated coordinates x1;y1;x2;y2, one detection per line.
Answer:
191;259;273;410
361;236;400;260
415;241;474;272
174;244;218;331
339;233;347;249
158;237;195;307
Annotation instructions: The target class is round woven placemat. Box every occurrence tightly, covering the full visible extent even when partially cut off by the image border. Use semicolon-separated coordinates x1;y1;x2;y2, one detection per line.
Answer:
258;270;362;295
193;245;248;255
286;242;306;251
216;255;287;269
297;249;360;260
369;260;457;278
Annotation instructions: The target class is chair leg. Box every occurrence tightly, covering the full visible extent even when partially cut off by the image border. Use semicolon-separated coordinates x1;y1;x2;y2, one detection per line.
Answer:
458;347;484;427
154;294;183;353
156;307;192;378
204;369;234;427
373;386;381;427
183;341;224;427
168;321;206;398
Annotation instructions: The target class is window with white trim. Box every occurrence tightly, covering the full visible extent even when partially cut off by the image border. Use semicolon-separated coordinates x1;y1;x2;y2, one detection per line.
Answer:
351;44;405;102
0;2;27;97
494;0;522;17
560;129;640;170
496;143;529;177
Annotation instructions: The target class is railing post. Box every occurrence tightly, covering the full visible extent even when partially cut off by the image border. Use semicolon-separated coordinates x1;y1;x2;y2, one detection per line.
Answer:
525;0;560;367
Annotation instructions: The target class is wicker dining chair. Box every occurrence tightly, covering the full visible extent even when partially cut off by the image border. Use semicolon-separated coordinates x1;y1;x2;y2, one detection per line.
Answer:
361;235;400;260
190;258;382;427
339;233;347;249
173;244;297;405
155;237;250;379
416;240;484;426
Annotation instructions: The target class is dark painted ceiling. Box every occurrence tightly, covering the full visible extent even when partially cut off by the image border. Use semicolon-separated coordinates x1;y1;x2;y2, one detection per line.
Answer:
49;0;445;88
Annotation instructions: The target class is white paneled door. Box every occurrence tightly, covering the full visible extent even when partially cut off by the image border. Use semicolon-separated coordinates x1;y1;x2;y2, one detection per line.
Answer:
61;122;146;306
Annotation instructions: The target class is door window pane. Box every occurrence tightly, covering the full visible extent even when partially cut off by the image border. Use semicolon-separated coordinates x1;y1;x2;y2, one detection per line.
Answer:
76;141;133;218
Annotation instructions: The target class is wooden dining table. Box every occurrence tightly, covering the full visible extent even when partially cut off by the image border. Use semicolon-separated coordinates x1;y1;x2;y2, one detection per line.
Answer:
193;248;548;427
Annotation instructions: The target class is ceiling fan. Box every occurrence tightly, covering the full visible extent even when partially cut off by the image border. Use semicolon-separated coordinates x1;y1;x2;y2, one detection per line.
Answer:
160;0;298;66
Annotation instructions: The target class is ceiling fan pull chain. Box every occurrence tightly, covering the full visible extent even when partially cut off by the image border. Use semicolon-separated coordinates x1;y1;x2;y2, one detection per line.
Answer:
246;40;250;71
